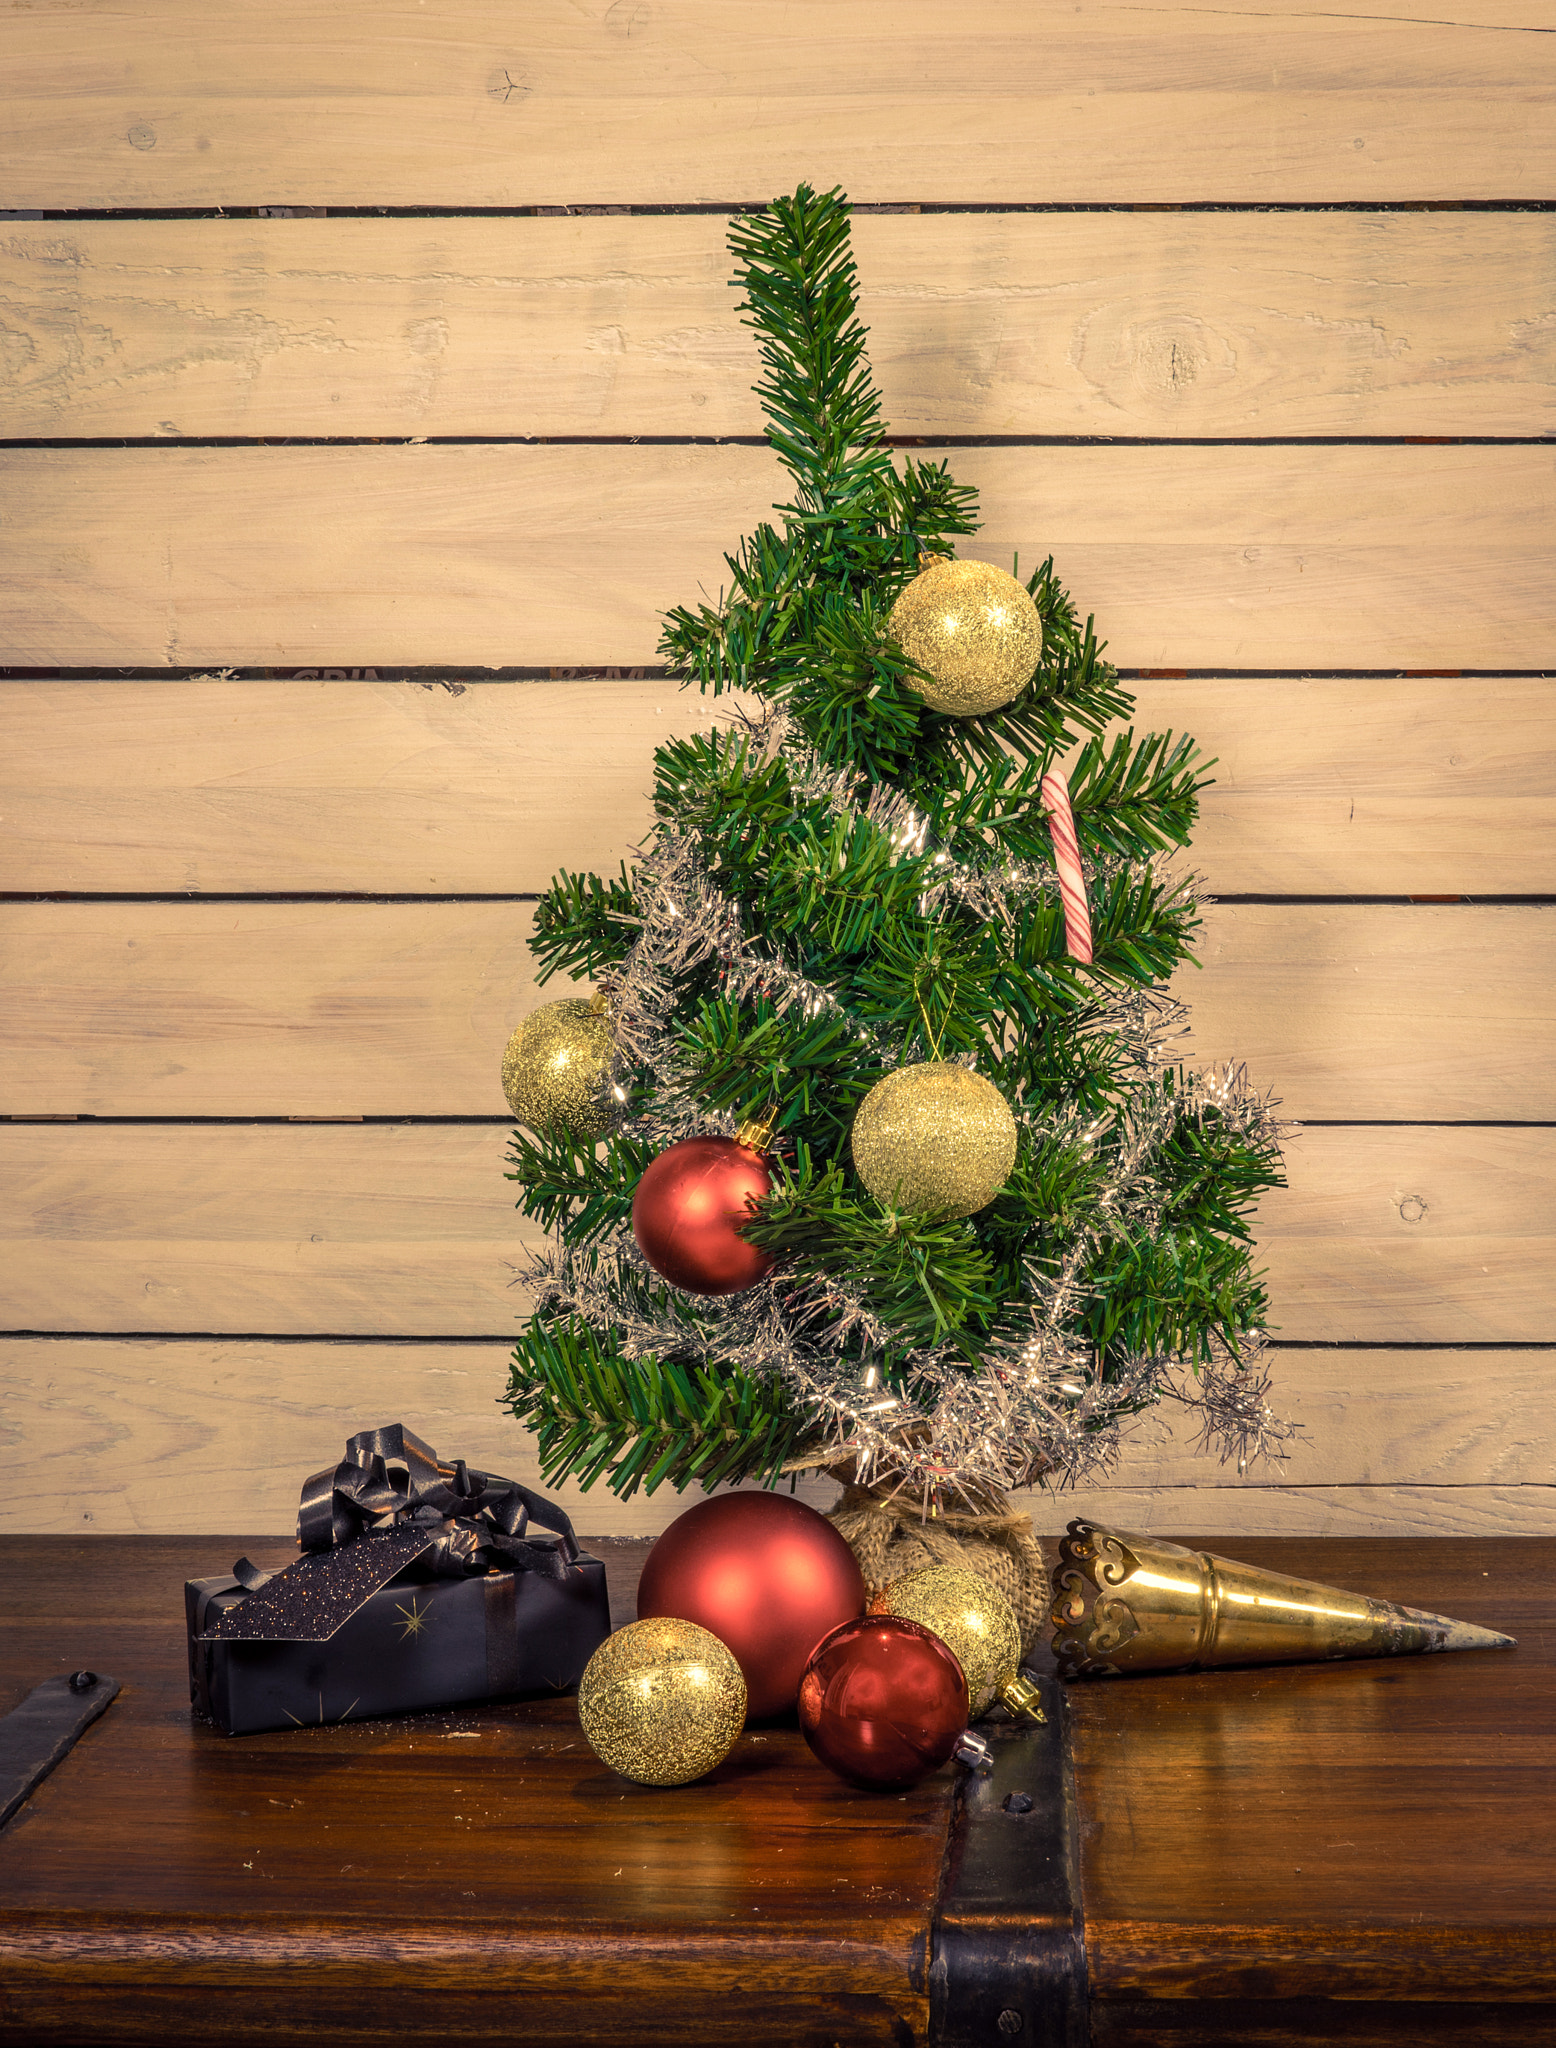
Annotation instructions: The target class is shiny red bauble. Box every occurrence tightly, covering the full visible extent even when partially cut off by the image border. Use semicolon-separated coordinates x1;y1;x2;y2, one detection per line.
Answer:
636;1493;866;1719
631;1135;775;1296
798;1614;970;1791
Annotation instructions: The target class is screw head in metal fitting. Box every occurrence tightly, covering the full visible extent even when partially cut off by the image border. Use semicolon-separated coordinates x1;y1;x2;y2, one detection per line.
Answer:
997;2010;1024;2035
1002;1790;1035;1814
68;1671;98;1693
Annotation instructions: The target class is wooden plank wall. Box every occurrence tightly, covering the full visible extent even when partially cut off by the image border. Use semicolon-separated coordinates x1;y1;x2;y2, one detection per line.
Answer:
2;0;1553;1538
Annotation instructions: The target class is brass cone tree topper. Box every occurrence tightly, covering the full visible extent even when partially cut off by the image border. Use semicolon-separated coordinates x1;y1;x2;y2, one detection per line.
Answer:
1050;1521;1516;1678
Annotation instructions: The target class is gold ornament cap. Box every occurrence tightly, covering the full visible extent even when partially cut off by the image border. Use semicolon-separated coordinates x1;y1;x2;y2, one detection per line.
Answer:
502;993;621;1139
874;1565;1042;1721
850;1062;1017;1218
1050;1520;1518;1679
734;1103;781;1153
991;1668;1047;1724
888;557;1044;719
578;1617;747;1786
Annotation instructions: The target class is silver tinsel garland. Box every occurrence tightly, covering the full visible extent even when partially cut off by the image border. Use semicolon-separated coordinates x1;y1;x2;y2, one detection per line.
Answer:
524;703;1293;1508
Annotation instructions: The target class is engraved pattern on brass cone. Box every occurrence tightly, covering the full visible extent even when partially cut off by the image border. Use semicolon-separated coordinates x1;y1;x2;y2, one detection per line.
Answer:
873;1564;1022;1717
502;995;621;1138
1050;1519;1518;1678
577;1617;746;1786
850;1063;1017;1219
888;558;1044;718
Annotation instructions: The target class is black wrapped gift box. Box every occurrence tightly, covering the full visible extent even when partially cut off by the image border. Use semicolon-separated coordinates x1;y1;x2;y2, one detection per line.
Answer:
185;1423;611;1736
186;1554;609;1734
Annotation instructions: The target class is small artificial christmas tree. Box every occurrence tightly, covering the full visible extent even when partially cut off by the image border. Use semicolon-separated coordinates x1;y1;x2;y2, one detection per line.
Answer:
503;187;1288;1605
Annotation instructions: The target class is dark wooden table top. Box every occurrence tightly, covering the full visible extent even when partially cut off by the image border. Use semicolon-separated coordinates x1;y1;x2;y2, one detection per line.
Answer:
1064;1538;1556;2046
1;1534;1552;2047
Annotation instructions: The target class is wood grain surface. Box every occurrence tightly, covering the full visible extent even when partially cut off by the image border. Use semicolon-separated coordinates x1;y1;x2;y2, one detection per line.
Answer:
4;0;1552;207
0;1339;837;1537
0;1535;945;2047
4;443;1552;670
3;1337;1552;1536
0;1122;542;1337
1257;1124;1556;1342
1068;1537;1556;2034
4;675;1552;898
5;213;1553;440
0;678;751;896
1054;1482;1556;1539
3;900;1551;1119
3;0;1552;1558
0;1536;1551;2045
1177;903;1556;1121
3;1122;1552;1342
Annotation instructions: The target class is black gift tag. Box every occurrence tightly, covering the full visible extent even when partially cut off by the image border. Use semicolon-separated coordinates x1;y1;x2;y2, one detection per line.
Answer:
199;1525;437;1644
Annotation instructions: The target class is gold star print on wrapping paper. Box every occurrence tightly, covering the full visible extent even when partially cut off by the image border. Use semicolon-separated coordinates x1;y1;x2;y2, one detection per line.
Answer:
394;1596;430;1642
283;1691;362;1727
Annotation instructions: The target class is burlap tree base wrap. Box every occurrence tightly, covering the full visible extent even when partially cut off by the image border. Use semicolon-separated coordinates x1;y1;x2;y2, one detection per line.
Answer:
825;1482;1050;1657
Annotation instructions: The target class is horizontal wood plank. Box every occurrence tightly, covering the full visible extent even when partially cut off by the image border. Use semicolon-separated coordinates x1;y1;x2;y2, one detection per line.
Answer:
0;1337;838;1536
3;444;1552;670
0;901;545;1116
3;675;1552;898
2;1123;1551;1341
0;678;747;895
5;213;1553;440
1149;674;1556;897
3;1337;1550;1535
2;901;1551;1119
1051;1481;1556;1536
0;1122;541;1335
1255;1124;1556;1342
3;0;1551;207
1179;903;1556;1121
1079;1347;1556;1494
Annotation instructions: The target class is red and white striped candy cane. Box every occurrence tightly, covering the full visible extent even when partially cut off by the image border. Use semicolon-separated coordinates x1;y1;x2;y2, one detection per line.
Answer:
1040;768;1093;965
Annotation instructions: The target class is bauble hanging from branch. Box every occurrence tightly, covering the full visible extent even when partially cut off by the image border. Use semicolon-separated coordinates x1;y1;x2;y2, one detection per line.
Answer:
502;993;622;1139
850;1063;1017;1218
888;557;1044;718
631;1110;779;1297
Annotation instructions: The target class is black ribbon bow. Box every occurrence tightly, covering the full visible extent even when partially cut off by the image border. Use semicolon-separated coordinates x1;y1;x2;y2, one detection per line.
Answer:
295;1421;581;1580
204;1424;583;1644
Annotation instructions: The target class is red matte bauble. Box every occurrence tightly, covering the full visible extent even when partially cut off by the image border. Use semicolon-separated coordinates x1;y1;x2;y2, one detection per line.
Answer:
637;1493;866;1719
631;1136;775;1296
798;1615;969;1791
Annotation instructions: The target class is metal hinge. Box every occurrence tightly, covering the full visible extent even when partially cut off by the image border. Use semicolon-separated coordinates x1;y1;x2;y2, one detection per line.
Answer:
929;1676;1087;2048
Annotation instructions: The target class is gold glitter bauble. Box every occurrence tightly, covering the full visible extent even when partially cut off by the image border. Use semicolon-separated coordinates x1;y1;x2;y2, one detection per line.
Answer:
873;1566;1022;1718
850;1063;1017;1218
577;1617;747;1787
888;558;1044;718
501;995;620;1138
